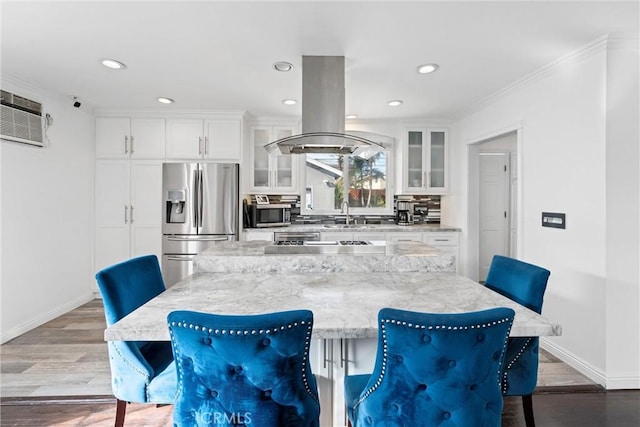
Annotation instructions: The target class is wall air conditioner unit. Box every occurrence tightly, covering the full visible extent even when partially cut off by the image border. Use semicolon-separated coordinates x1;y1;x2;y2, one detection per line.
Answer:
1;90;44;147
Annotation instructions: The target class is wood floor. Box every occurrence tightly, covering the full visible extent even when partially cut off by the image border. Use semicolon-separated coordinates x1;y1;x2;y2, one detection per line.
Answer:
1;299;638;426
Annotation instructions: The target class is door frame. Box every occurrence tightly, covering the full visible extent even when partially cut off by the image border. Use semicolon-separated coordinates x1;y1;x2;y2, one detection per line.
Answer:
466;124;523;282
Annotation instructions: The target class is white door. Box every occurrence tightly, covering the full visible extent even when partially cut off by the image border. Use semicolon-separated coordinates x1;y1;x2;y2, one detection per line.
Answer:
479;153;510;280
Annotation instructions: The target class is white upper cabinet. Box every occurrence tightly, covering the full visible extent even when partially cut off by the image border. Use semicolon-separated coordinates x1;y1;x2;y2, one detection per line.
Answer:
96;117;166;159
166;117;242;161
402;128;448;194
250;125;298;192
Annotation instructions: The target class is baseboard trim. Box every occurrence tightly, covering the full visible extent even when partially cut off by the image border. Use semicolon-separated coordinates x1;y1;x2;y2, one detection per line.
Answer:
0;395;116;406
541;338;607;387
0;293;96;344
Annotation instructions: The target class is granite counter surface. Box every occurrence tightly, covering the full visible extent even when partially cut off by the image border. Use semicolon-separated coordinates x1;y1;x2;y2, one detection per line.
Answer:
244;224;461;233
195;240;455;273
105;272;561;341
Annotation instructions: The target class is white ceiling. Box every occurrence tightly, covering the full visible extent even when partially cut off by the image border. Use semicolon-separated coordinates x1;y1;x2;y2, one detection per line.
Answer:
2;1;638;120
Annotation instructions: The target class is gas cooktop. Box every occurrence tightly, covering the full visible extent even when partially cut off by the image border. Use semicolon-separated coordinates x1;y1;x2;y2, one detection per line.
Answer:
266;240;385;255
275;240;371;246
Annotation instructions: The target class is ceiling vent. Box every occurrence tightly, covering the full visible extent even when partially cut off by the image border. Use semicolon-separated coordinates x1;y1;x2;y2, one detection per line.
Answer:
1;90;44;147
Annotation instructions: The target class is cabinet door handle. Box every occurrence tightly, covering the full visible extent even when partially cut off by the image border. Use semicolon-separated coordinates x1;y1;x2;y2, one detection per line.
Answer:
130;205;134;223
340;338;346;368
124;136;129;154
198;137;203;155
423;171;426;187
204;136;209;155
124;205;128;224
130;136;135;154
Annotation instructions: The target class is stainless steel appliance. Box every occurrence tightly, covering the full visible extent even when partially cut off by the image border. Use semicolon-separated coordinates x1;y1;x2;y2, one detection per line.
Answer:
265;239;383;255
395;200;414;225
162;163;239;286
273;231;320;242
248;203;291;228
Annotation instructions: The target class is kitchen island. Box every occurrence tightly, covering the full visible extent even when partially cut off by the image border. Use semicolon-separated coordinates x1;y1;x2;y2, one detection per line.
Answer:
104;240;560;427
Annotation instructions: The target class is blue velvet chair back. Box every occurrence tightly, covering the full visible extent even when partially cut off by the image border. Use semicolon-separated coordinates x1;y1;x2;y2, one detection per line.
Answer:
346;307;515;427
96;254;166;327
484;255;551;403
484;255;550;314
95;255;176;405
168;309;320;427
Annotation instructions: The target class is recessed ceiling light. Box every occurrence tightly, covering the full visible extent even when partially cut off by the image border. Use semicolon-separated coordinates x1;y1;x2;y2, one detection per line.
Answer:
387;100;403;107
157;97;174;104
345;114;359;119
101;59;126;70
282;99;297;105
416;63;439;74
273;61;294;72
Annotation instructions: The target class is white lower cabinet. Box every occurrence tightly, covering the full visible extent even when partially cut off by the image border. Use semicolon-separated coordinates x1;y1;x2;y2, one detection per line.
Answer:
95;160;163;272
310;338;377;427
386;232;423;243
423;232;460;272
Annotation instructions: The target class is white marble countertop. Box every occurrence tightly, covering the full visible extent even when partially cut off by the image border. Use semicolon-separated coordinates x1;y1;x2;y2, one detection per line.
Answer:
105;272;561;341
195;240;456;273
244;223;461;233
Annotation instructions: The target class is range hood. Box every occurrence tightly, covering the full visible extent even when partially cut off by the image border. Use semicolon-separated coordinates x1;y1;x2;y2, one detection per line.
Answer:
264;56;385;160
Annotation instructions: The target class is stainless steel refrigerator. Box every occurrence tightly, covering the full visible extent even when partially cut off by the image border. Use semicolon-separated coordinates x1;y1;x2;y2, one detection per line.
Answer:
162;163;239;287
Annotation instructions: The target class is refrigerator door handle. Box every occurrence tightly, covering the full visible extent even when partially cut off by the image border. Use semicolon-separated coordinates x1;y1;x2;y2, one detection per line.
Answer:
167;236;229;242
192;169;199;227
198;168;204;228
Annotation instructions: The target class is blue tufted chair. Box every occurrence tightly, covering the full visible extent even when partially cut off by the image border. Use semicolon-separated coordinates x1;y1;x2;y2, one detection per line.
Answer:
484;255;551;427
344;307;515;427
167;309;320;427
95;255;177;427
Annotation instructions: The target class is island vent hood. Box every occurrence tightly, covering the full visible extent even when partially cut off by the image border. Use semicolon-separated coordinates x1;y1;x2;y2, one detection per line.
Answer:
264;56;385;160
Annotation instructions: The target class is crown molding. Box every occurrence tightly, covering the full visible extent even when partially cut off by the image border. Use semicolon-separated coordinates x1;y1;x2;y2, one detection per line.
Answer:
455;34;618;120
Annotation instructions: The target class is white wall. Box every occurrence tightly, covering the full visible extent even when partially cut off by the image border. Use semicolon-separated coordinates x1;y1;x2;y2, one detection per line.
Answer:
451;36;640;388
604;37;640;389
1;77;95;343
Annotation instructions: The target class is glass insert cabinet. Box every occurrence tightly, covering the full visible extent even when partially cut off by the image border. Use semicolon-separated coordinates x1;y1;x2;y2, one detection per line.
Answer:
250;125;298;192
403;128;448;194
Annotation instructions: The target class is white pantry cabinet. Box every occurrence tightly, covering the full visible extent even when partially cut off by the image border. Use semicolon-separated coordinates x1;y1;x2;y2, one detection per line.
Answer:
95;117;166;159
250;125;298;192
166;117;242;161
94;160;163;272
402;128;448;194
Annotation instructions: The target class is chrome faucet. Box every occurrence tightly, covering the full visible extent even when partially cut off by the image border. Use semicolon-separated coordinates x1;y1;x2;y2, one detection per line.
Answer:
341;201;350;225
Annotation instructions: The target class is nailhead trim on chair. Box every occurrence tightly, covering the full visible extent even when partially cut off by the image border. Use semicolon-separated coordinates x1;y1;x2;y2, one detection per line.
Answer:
169;319;318;402
353;316;514;409
502;337;533;393
109;342;152;401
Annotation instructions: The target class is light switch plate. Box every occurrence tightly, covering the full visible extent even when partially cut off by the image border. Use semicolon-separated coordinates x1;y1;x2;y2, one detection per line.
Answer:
542;212;566;229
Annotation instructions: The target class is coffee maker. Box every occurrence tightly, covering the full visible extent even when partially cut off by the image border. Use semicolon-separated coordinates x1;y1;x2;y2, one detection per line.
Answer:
395;200;414;225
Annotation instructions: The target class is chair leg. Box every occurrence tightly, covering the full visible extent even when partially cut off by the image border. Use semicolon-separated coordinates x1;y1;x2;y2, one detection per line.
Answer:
115;399;127;427
522;394;535;427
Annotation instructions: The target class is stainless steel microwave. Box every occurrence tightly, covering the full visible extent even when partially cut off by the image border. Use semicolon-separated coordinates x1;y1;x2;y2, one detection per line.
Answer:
248;204;291;228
